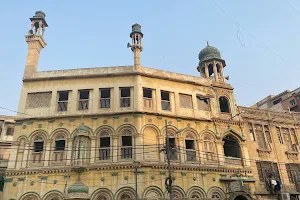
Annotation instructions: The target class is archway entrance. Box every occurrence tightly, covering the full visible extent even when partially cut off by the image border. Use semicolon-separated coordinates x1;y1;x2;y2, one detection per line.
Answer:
234;195;249;200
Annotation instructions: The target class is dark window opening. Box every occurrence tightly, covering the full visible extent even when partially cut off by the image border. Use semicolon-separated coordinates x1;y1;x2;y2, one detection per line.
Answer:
100;88;111;108
6;127;14;136
58;91;69;111
121;136;132;159
208;64;214;76
34;141;44;152
100;137;110;148
120;88;131;107
78;90;89;110
122;136;132;146
185;140;195;149
186;140;196;161
143;88;152;98
55;140;65;151
99;137;110;160
273;98;282;105
161;91;171;111
169;138;177;160
223;135;241;158
219;96;230;113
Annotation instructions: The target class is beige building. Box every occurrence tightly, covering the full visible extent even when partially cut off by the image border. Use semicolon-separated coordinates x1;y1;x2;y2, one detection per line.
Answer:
3;11;300;200
252;87;300;112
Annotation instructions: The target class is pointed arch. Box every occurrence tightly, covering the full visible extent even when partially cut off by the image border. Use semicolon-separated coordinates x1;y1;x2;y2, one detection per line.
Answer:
50;128;71;139
221;128;244;142
142;186;164;200
90;188;114;200
42;190;64;200
187;186;206;199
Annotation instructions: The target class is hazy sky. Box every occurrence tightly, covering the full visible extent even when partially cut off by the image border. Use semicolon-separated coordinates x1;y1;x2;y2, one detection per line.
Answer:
1;0;300;116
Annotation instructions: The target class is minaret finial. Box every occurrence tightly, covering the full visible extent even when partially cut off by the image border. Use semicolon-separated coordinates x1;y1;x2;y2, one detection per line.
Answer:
206;40;209;46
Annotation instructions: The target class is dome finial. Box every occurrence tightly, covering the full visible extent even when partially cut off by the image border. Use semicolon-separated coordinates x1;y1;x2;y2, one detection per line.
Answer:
206;40;210;47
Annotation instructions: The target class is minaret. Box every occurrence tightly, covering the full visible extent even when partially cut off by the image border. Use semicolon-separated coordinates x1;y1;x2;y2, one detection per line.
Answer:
129;23;143;67
197;42;227;82
23;11;48;79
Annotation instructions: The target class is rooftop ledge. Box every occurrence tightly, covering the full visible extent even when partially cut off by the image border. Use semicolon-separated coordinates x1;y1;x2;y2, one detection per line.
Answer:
23;65;233;89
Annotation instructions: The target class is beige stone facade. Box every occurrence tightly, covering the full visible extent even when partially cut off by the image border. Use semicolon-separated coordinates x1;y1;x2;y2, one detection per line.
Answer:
3;11;300;200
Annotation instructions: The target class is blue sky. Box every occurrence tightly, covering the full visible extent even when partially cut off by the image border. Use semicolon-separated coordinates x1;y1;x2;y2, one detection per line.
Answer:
1;0;300;116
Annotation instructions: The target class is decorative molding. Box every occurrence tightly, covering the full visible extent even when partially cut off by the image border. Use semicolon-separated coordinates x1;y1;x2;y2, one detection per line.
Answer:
91;117;98;120
134;114;143;118
4;178;13;183
48;119;55;123
40;176;48;180
18;177;25;181
112;116;119;119
111;172;118;176
181;172;187;176
15;122;23;126
27;121;34;125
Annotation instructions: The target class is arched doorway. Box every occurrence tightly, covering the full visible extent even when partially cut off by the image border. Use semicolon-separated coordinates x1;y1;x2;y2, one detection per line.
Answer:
223;135;241;158
234;195;248;200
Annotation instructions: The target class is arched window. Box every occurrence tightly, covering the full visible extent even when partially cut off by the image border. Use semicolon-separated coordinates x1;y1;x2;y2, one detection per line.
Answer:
31;135;45;165
203;134;216;162
99;130;111;160
53;134;66;163
219;96;230;113
121;129;133;159
185;132;196;162
222;135;241;158
255;125;267;150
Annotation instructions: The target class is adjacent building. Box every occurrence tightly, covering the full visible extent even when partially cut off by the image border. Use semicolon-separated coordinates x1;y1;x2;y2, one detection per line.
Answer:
252;87;300;112
3;11;300;200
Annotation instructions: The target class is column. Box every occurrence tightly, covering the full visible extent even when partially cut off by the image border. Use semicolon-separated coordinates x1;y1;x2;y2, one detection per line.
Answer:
90;136;97;164
197;139;204;164
21;141;30;168
216;141;225;165
213;61;218;81
178;137;185;162
204;64;209;78
158;136;165;162
219;65;225;81
66;138;73;165
7;141;19;169
44;139;52;166
112;136;118;162
240;143;251;167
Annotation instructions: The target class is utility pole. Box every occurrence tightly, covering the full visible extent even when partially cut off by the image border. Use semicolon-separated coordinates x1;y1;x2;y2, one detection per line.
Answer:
133;161;140;200
165;120;173;200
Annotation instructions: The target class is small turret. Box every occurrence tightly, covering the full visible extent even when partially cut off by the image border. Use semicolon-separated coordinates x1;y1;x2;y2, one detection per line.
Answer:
128;23;143;67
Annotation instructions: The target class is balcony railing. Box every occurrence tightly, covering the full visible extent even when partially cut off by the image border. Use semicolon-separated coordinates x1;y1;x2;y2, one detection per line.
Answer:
31;152;43;165
170;148;177;160
186;150;196;161
78;99;89;110
143;98;153;109
120;97;131;108
53;151;64;163
121;146;132;159
100;98;110;108
57;101;68;111
161;100;171;111
224;156;243;166
99;148;110;160
205;152;217;163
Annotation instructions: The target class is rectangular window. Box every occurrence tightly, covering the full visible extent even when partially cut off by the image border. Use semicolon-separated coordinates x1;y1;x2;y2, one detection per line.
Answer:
290;99;296;106
121;136;132;159
100;88;111;108
143;88;153;109
57;91;69;111
276;127;283;144
264;125;272;143
78;90;89;110
248;123;255;141
26;92;52;108
99;137;110;160
286;163;300;183
34;141;44;152
185;140;196;161
120;88;131;108
180;94;193;109
273;98;282;105
161;91;171;111
55;140;65;151
6;127;14;136
169;138;177;160
256;161;281;182
197;96;211;111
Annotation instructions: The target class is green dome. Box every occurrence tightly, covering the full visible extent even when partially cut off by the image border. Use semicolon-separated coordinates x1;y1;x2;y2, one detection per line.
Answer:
198;43;222;63
34;11;46;18
132;23;142;33
68;181;88;194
